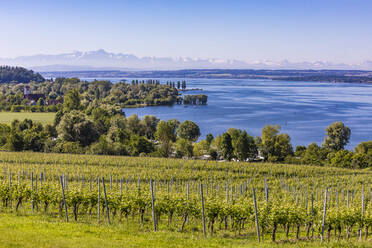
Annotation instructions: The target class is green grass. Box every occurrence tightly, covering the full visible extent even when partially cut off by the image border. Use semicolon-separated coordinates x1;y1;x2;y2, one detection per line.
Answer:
0;213;369;248
0;112;55;125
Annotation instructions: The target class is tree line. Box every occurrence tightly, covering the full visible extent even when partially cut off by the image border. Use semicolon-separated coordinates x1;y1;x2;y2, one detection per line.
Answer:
0;89;370;169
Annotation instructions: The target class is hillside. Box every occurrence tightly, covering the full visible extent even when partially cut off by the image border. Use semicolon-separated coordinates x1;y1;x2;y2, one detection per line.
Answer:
0;66;44;83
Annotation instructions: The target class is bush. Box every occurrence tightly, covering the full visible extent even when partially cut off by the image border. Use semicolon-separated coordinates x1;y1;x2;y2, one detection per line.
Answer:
10;105;23;112
328;150;353;168
54;140;85;154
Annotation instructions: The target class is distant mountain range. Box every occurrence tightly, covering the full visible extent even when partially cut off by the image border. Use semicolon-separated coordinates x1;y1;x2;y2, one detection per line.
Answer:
1;49;372;71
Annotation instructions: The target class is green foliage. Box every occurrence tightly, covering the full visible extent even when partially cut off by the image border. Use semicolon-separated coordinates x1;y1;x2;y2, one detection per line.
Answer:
351;153;370;169
177;120;200;142
0;76;179;113
91;107;112;135
63;89;81;112
155;121;173;143
174;138;193;158
328;150;354;168
322;122;351;151
221;132;233;161
140;115;159;139
235;131;257;161
0;106;370;169
53;141;85;154
5;119;47;152
183;94;208;105
355;141;372;154
57;110;98;146
88;135;126;156
0;123;10;147
261;125;293;162
126;114;142;135
6;130;23;151
294;145;306;157
206;133;214;145
0;66;44;83
127;135;154;156
0;151;370;246
301;143;325;165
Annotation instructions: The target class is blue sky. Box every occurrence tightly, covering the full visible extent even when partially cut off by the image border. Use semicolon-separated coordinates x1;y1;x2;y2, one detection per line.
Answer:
1;0;372;63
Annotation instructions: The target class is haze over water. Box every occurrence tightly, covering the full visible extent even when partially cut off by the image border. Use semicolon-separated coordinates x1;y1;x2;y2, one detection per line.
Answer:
86;78;372;149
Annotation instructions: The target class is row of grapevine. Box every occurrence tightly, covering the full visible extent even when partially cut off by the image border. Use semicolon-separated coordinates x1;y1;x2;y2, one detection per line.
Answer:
0;151;370;243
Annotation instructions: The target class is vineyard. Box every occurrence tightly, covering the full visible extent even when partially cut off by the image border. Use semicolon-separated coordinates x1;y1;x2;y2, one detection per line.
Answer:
0;151;371;247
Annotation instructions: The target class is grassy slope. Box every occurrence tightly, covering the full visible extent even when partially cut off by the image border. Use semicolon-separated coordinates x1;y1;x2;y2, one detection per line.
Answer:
0;213;369;248
0;112;55;125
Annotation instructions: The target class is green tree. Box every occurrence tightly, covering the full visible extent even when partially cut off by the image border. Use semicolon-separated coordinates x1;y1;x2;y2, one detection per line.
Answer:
260;125;293;161
235;131;257;161
261;125;280;160
0;123;10;147
44;124;57;138
166;119;180;141
126;114;142;134
328;150;353;168
174;138;194;158
22;129;47;151
272;133;293;162
107;115;129;144
155;120;176;157
301;143;324;165
155;121;176;144
57;110;98;146
89;136;118;155
63;89;81;112
127;135;154;156
91;107;111;135
177;120;201;142
140;115;159;139
294;145;307;157
193;140;209;158
6;131;23;151
227;128;243;151
221;132;233;161
322;122;351;151
206;133;214;146
54;110;64;127
355;141;372;154
351;153;370;169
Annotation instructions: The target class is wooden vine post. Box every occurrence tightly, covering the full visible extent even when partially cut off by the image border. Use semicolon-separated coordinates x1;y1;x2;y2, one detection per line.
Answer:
31;172;34;212
321;187;328;242
253;187;261;243
150;178;157;231
97;177;100;222
60;175;69;222
359;183;364;240
200;183;207;237
102;177;110;224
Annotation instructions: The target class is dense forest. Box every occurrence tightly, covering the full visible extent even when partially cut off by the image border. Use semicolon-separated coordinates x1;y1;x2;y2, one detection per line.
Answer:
0;66;44;83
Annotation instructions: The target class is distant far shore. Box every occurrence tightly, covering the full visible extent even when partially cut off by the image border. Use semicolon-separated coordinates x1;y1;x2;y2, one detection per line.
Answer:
40;69;372;84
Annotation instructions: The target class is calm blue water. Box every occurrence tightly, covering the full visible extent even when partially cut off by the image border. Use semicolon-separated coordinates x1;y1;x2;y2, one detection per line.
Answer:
83;78;372;149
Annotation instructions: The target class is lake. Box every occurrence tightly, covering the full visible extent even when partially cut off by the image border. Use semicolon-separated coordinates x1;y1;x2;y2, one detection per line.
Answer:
84;78;372;149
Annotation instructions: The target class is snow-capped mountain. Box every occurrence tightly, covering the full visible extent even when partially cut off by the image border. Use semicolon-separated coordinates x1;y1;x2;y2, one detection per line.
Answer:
0;49;371;71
